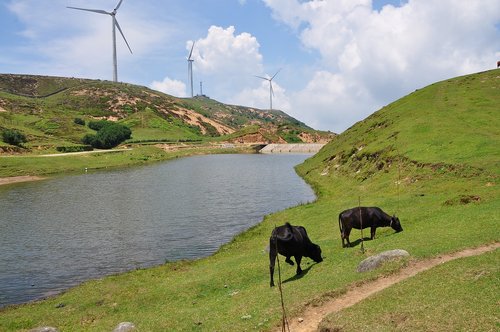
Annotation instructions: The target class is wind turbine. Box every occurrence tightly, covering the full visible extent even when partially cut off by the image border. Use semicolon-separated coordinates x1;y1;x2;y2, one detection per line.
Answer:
256;69;281;111
68;0;133;82
187;41;195;97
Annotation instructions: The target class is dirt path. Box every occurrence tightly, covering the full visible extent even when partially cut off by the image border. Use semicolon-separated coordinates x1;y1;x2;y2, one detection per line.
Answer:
278;242;500;332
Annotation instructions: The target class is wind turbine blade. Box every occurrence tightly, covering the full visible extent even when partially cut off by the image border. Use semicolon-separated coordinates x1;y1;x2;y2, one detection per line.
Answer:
188;41;195;60
271;68;281;80
255;75;269;81
114;18;133;54
270;82;275;96
67;7;110;15
114;0;124;12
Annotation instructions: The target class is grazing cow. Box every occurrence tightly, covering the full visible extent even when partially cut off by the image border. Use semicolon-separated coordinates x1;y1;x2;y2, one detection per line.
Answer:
269;223;323;287
497;60;500;68
338;207;403;248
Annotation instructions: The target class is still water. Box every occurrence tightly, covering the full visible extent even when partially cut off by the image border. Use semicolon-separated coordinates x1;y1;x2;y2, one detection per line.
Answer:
0;154;315;308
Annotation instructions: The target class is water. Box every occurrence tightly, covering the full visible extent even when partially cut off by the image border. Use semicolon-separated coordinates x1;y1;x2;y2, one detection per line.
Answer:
0;154;315;308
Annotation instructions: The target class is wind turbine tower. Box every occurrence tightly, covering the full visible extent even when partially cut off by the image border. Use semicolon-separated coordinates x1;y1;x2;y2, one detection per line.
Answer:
67;0;133;82
256;69;281;111
187;41;195;97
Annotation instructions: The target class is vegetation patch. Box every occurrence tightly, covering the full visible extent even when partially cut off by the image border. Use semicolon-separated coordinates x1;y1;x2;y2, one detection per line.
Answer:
2;128;27;146
443;194;482;206
82;123;131;149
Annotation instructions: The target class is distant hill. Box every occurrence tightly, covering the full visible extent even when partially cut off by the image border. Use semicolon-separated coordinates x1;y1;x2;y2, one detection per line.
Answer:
0;74;334;152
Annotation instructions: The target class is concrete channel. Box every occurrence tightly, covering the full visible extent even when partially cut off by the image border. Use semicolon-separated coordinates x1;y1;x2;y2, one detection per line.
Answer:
259;143;325;154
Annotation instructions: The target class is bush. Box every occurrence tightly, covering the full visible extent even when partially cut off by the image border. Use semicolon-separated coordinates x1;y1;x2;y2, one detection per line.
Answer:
2;129;27;146
82;134;97;146
88;120;112;131
74;118;85;126
56;145;93;153
82;123;131;149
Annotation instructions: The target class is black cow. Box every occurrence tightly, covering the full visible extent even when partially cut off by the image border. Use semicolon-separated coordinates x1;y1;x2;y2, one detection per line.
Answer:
269;223;323;287
497;60;500;68
338;207;403;248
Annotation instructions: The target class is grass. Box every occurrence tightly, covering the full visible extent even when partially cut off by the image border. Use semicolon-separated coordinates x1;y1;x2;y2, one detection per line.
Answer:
0;145;254;178
0;70;499;331
318;250;499;332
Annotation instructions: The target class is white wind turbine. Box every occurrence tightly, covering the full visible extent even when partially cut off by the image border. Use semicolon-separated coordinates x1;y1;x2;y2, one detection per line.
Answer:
68;0;133;82
256;69;281;111
187;41;195;97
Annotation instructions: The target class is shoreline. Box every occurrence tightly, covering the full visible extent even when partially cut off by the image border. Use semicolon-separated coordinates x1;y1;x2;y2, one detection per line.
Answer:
0;175;46;186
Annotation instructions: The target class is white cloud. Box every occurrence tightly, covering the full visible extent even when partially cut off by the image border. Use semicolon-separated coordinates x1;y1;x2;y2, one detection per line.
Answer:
192;26;263;76
182;25;266;103
150;77;187;97
230;78;290;112
263;0;500;132
291;71;377;131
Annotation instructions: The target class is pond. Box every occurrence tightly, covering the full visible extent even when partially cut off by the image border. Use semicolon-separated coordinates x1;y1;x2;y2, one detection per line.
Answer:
0;153;315;308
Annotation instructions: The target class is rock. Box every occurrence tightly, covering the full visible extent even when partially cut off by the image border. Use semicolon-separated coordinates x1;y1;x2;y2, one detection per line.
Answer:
298;317;304;323
241;314;252;320
357;249;410;273
113;322;136;332
29;328;58;332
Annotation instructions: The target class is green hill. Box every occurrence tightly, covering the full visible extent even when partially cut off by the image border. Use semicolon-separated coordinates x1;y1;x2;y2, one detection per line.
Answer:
304;69;498;173
0;70;498;331
298;69;499;331
0;74;332;153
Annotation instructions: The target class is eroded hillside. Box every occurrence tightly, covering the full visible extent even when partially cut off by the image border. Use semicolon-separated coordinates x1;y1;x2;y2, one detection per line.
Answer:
0;74;334;152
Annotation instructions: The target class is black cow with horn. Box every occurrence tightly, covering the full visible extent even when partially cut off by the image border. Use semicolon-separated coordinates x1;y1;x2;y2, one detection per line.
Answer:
269;222;323;287
338;207;403;248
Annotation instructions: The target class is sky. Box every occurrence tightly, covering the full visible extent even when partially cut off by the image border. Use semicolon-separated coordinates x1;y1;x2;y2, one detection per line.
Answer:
1;0;499;133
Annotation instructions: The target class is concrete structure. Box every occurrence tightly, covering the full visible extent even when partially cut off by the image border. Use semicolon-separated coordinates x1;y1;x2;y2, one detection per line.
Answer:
259;143;325;154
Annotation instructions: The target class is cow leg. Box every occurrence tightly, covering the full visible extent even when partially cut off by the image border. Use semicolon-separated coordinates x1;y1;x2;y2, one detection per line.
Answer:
269;245;277;287
294;256;303;275
370;227;376;240
345;227;352;247
285;256;294;266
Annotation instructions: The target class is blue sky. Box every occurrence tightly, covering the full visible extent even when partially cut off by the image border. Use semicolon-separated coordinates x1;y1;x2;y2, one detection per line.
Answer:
1;0;499;132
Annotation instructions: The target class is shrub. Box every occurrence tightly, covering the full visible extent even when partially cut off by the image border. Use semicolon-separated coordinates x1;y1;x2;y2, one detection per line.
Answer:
82;123;131;149
88;120;112;131
74;118;85;126
82;134;97;146
56;145;93;153
2;129;27;146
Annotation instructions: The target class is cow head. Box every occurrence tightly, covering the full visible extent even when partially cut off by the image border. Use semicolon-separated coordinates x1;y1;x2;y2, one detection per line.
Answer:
307;243;323;263
390;215;403;232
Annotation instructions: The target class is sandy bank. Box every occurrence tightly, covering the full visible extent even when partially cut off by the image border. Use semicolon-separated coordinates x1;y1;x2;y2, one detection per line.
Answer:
0;175;46;186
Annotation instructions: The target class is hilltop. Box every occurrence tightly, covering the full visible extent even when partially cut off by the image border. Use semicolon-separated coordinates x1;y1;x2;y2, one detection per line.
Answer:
0;74;333;153
0;70;498;331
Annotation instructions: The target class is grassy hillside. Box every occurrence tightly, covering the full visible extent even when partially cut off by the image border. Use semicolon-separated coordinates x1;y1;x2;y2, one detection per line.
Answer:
0;74;331;154
0;70;498;331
